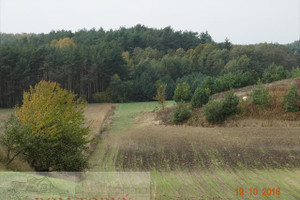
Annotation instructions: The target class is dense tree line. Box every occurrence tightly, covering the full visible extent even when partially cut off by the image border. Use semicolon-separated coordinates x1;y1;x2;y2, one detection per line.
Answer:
287;40;300;54
0;25;299;108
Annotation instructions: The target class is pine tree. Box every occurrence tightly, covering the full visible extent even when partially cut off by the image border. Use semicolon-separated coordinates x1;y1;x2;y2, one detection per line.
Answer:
283;85;300;112
252;80;269;108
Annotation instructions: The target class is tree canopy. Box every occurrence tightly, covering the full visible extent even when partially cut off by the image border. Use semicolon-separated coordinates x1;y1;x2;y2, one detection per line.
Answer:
0;25;299;107
10;81;89;171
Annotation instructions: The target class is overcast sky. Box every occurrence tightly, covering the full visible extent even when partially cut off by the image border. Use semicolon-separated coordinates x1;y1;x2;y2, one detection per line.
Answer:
0;0;299;44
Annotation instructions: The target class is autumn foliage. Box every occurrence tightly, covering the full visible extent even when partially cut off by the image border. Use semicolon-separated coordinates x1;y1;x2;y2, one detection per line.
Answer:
16;81;87;135
50;37;76;48
154;81;167;110
7;81;90;171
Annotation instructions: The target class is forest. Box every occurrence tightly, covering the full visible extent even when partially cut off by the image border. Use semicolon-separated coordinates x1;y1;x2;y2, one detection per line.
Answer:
0;24;300;108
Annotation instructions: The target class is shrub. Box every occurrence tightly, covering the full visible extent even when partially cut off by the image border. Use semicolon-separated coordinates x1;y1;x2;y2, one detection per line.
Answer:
92;90;111;103
92;92;101;102
203;90;239;124
154;81;167;110
172;102;191;124
283;85;300;112
203;99;225;124
252;81;269;108
191;87;211;108
173;82;192;103
222;89;239;116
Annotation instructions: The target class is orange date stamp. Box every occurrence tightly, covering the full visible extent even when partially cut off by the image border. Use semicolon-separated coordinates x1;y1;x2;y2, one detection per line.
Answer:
236;187;280;196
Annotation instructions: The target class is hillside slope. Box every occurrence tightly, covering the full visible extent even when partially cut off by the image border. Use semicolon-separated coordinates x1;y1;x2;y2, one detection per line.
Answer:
212;78;300;99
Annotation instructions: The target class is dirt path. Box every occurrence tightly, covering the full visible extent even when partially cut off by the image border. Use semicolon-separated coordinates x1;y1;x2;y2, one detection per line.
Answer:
84;103;115;139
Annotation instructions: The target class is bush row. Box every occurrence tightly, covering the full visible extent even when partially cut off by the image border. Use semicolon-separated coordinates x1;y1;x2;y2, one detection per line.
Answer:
170;79;300;125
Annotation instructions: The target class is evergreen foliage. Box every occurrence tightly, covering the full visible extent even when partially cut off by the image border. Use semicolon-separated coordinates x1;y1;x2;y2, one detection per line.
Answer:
0;26;299;108
191;87;211;108
283;85;300;112
173;82;192;103
222;89;239;116
263;63;287;83
203;100;225;124
252;81;269;108
172;102;191;124
203;90;239;124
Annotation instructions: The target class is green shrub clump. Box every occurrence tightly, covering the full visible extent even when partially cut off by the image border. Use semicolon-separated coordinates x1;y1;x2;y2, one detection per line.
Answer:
252;81;269;108
173;82;192;103
92;91;111;103
203;100;225;124
283;85;300;112
222;89;239;116
203;90;239;124
172;102;191;124
191;87;211;108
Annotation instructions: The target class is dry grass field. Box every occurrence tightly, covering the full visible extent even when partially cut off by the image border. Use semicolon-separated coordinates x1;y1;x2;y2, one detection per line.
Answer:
0;99;299;199
212;78;300;99
89;101;300;199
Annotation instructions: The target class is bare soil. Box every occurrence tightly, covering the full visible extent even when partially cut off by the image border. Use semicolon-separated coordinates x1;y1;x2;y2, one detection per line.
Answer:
84;103;115;139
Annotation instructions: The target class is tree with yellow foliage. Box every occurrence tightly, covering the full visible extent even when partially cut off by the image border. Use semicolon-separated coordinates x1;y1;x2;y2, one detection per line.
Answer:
154;80;167;110
3;81;89;171
50;37;76;48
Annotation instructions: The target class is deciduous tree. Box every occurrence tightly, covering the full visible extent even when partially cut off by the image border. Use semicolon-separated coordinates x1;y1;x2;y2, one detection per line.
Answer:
154;81;167;110
15;81;89;171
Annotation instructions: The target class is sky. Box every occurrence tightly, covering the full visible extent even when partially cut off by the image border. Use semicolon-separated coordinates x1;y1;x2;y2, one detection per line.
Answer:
0;0;299;44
